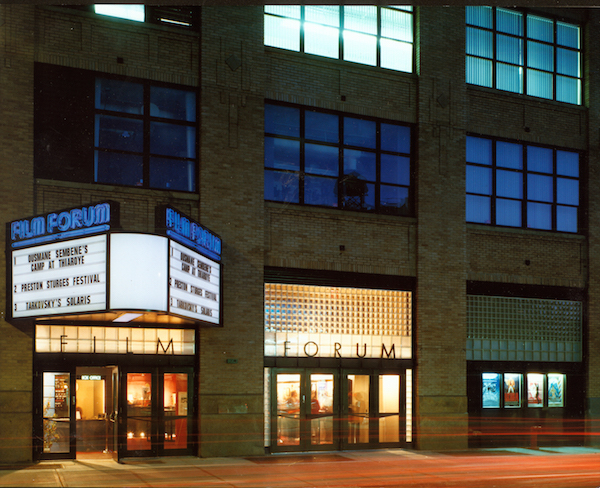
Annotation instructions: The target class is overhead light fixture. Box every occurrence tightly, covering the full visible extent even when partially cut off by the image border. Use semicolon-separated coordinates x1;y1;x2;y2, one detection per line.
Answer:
113;313;143;323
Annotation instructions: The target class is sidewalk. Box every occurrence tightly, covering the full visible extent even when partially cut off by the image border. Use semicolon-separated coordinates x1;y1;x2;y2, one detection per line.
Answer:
1;447;599;488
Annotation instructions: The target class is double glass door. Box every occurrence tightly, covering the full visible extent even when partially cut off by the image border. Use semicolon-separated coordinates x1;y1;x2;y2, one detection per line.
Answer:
271;369;406;452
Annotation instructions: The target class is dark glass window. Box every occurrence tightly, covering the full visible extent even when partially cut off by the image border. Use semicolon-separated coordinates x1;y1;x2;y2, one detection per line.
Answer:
466;7;581;105
265;102;412;216
35;64;197;192
466;135;580;233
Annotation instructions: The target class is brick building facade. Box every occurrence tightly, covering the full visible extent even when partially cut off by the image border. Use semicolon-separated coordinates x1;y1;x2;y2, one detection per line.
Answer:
0;5;598;464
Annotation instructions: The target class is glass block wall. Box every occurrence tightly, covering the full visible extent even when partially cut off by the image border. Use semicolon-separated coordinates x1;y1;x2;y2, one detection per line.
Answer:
265;284;412;359
467;295;582;362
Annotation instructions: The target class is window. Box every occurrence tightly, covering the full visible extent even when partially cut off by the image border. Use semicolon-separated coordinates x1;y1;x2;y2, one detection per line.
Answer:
67;6;199;30
264;6;414;73
466;135;580;232
35;64;197;192
466;7;581;104
265;103;412;215
482;372;566;409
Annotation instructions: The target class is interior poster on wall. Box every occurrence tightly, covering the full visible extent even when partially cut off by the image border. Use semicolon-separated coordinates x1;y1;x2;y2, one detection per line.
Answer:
482;373;501;408
548;373;565;407
504;373;521;408
527;373;544;407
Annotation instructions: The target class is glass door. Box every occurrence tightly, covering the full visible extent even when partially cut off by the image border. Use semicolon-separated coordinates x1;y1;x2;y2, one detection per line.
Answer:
41;372;75;459
308;373;335;448
346;374;370;445
125;372;155;454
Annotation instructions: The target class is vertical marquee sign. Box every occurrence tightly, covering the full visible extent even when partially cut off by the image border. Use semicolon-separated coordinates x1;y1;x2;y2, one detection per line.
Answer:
156;206;222;326
7;202;117;320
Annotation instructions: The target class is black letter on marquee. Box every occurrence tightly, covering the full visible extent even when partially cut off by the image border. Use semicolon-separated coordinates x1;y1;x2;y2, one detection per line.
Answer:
60;335;68;353
334;342;342;358
381;343;396;359
304;341;318;357
356;343;367;358
284;341;291;357
157;338;174;355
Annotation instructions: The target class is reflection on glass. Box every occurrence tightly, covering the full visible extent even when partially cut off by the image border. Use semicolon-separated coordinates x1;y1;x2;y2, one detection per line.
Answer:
348;375;369;444
482;373;501;408
276;374;300;446
527;373;544;407
43;372;70;453
164;373;188;449
548;374;565;407
379;375;400;443
310;374;334;445
127;373;152;451
504;373;522;408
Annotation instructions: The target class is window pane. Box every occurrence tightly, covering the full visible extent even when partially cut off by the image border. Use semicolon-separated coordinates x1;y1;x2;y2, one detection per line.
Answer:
557;21;580;49
504;373;522;408
95;79;144;114
265;5;300;19
497;8;523;36
381;154;410;185
342;180;375;211
150;123;195;158
557;151;579;177
343;30;377;66
528;174;553;202
380;185;409;215
95;5;144;22
305;176;337;207
305;23;339;59
306;143;339;176
466;6;493;28
265;137;300;170
497;198;522;227
557;206;577;233
150;87;196;122
467;165;492;195
527;69;553;99
548;373;566;407
95;151;143;187
482;373;501;408
344;149;375;181
344;118;376;148
466;136;492;165
556;75;581;105
381;8;412;42
497;169;522;198
466;195;491;223
344;6;377;35
305;6;339;27
527;373;545;408
527;41;553;71
527;202;552;229
557;178;578;205
527;15;553;42
527;146;553;173
497;63;523;93
265;170;299;203
466;56;492;87
467;28;493;58
149;157;195;192
264;15;300;51
497;141;523;169
265;105;300;136
557;48;579;77
496;34;522;65
306;111;339;143
380;39;413;73
381;124;410;153
96;115;143;152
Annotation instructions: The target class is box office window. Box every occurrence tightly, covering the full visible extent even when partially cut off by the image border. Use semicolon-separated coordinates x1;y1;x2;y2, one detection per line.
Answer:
35;64;197;192
265;6;413;73
265;103;413;216
466;135;580;233
466;7;581;105
482;372;565;409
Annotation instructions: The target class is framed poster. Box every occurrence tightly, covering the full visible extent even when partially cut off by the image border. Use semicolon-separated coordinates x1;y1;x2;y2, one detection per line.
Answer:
482;373;501;408
527;373;544;407
548;373;565;407
504;373;521;408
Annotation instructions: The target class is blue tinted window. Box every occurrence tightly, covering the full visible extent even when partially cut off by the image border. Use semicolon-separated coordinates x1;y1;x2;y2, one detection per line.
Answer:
557;206;577;232
381;124;410;153
381;155;410;185
528;174;553;202
557;178;578;205
467;165;492;195
96;115;143;152
265;170;299;203
466;6;492;28
527;202;552;229
305;176;337;207
150;123;195;158
265;137;300;170
497;8;522;36
557;151;579;177
95;151;143;187
497;170;522;199
497;142;522;169
95;79;143;114
497;199;522;227
344;118;376;148
306;111;339;143
467;137;492;165
467;28;493;58
306;144;339;176
265;104;300;136
467;195;491;224
150;87;196;122
381;185;409;214
149;157;195;192
527;146;553;173
344;149;376;181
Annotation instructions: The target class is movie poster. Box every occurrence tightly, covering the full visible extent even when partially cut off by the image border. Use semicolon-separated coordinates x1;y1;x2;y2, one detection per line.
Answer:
527;373;544;407
548;373;565;407
504;373;521;408
482;373;501;408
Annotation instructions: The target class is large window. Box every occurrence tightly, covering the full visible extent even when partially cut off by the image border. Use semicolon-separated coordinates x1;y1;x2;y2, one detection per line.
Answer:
466;135;580;233
264;6;413;73
466;7;581;104
35;64;197;192
265;103;412;215
67;6;199;30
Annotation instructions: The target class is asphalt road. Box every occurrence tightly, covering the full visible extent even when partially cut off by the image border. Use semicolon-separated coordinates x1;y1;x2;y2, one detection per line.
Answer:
1;447;599;488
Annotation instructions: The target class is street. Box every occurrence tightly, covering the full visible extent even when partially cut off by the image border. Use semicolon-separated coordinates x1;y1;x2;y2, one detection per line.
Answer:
1;447;599;488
